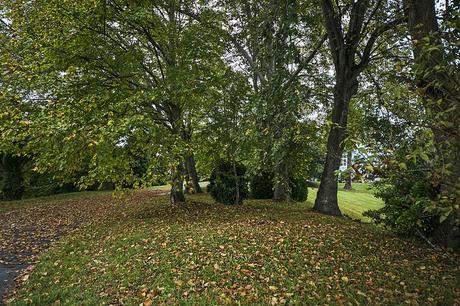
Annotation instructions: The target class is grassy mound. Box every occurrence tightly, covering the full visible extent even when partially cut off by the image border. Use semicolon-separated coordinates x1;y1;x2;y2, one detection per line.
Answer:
7;193;458;305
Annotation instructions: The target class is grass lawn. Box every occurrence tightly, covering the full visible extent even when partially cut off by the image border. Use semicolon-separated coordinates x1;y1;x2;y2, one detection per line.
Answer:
308;183;384;222
5;192;458;305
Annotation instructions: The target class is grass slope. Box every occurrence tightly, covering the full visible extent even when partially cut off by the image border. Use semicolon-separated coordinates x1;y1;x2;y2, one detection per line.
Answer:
6;193;458;305
308;183;383;222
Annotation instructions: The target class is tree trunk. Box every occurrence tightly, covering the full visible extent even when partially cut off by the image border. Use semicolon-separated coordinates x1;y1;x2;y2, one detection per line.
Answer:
183;161;192;194
314;126;344;215
232;158;240;205
404;0;460;247
344;151;353;191
184;154;202;194
273;156;291;202
170;161;185;204
404;0;460;191
314;0;370;216
314;75;357;215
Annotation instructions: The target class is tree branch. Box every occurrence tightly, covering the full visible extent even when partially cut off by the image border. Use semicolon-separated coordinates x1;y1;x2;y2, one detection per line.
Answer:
284;33;327;88
354;15;406;75
321;0;344;66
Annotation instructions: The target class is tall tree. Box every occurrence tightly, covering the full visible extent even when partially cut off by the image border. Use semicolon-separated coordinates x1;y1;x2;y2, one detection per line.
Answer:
195;0;326;201
314;0;403;215
403;0;460;245
1;0;224;203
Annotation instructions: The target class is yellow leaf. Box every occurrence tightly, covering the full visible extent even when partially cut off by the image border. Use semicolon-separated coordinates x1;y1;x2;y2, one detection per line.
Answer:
143;299;152;306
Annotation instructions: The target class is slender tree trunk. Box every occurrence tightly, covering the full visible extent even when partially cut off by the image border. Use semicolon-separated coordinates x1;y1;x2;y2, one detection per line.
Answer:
232;158;240;205
179;125;202;194
184;154;202;193
170;161;185;204
344;151;353;191
273;155;291;202
183;161;192;194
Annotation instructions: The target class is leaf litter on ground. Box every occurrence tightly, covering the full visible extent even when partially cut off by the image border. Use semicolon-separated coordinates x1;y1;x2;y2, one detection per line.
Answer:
2;191;459;305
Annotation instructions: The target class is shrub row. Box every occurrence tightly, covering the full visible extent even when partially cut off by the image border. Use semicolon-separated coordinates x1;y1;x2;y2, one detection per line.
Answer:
208;161;309;205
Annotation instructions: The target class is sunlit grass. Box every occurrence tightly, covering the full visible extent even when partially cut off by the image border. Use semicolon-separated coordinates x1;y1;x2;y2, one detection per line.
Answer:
308;183;383;222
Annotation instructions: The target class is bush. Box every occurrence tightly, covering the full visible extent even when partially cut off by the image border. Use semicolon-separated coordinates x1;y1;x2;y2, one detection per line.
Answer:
250;171;309;202
250;171;274;199
290;177;309;202
363;175;439;236
23;169;77;198
0;154;25;200
208;160;248;205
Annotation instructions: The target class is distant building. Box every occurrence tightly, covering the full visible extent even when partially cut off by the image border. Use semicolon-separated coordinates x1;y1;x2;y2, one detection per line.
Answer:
338;148;380;182
339;151;357;172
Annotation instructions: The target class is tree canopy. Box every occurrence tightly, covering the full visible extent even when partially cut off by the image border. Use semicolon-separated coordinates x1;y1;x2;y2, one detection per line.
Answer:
1;0;458;246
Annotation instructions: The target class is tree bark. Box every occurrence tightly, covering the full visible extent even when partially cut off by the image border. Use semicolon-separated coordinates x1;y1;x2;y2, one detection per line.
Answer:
314;0;399;215
344;151;353;191
184;154;202;194
170;161;185;204
315;73;357;215
404;0;460;247
404;0;460;190
273;155;291;202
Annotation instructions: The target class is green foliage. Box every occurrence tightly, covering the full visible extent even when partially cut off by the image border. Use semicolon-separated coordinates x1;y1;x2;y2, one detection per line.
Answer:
363;138;444;236
23;170;76;198
0;153;25;200
0;0;226;194
250;171;274;199
250;170;308;202
208;160;248;205
290;177;309;202
364;178;439;236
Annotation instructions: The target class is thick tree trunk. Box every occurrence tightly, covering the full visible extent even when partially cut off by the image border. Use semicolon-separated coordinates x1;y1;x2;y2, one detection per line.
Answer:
273;156;291;202
184;154;202;194
314;126;344;215
314;0;368;216
344;151;353;191
404;0;460;190
316;0;401;215
314;76;357;215
404;0;460;247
